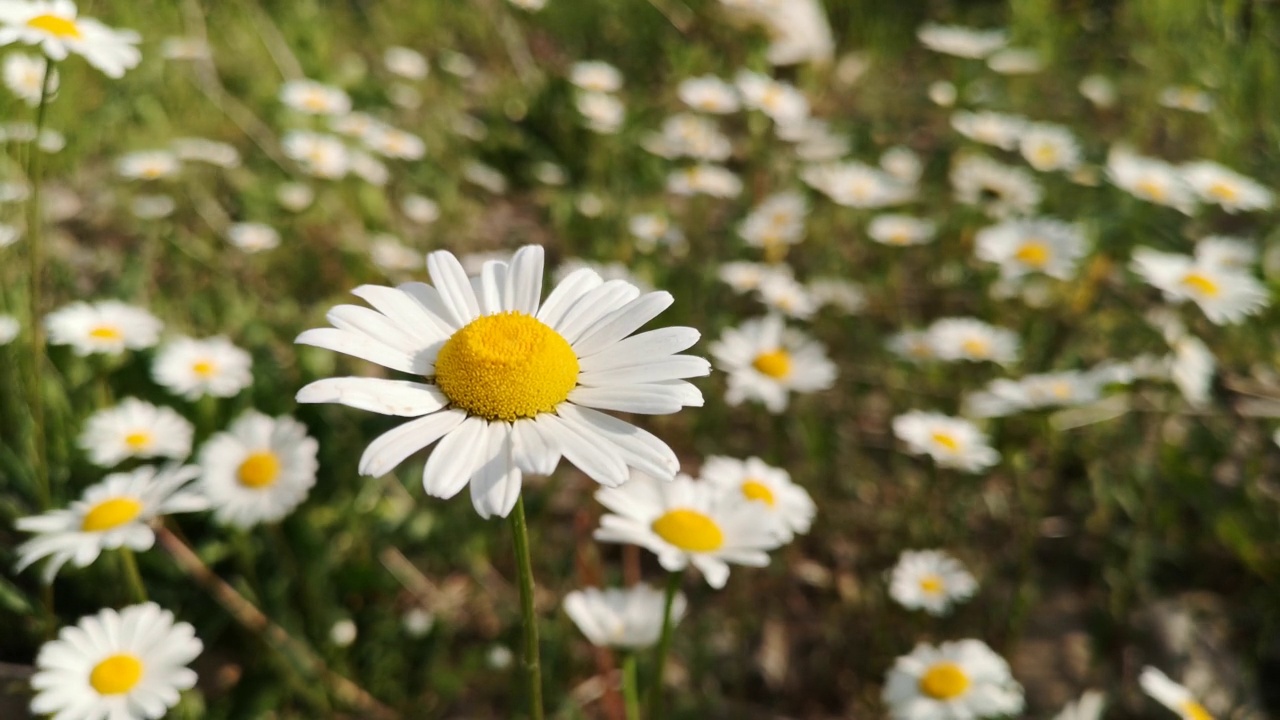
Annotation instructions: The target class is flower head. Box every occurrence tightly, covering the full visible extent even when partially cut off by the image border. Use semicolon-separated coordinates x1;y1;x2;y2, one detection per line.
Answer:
78;399;194;467
888;549;978;616
710;315;836;413
892;411;1000;472
699;455;815;540
197;411;319;527
45;301;163;356
152;336;254;400
882;640;1024;720
0;0;141;77
563;584;687;649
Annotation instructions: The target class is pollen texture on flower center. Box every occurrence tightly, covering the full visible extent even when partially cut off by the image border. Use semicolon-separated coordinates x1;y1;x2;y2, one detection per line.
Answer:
27;14;81;39
741;479;776;506
238;451;282;488
81;498;143;532
652;509;724;552
919;662;970;699
89;653;143;695
752;349;791;379
434;311;579;422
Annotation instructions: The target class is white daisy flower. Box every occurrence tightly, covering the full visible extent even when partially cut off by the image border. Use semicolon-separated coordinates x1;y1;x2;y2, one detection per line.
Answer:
16;465;206;583
802;161;913;208
927;80;957;107
402;194;441;224
462;160;508;194
226;222;280;253
880;146;924;184
330;110;381;140
964;370;1104;418
1140;666;1216;720
365;125;426;160
171;137;240;168
276;182;314;212
280;78;351;115
892;411;1001;473
0;222;21;247
677;75;740;114
1019;123;1081;172
3;51;57;104
987;47;1042;74
45;300;162;356
78;399;194;468
30;602;202;719
152;336;254;401
0;314;17;344
1168;335;1214;407
882;640;1024;720
888;549;978;616
0;0;141;78
666;164;743;198
349;150;389;186
295;245;709;519
868;214;936;247
888;330;935;362
384;45;429;80
282;130;350;179
628;213;685;253
197;411;319;527
717;261;792;294
807;278;866;314
569;60;623;93
563;584;687;649
1158;85;1213;114
1130;247;1269;325
643;113;732;161
735;70;809;125
925;317;1020;365
576;90;625;134
130;195;175;220
532;161;568;186
975;218;1089;280
756;273;818;319
950;155;1042;217
1054;691;1106;720
786;118;851;162
1106;148;1196;213
509;0;546;11
370;234;422;274
594;472;785;588
699;455;815;540
1079;75;1117;108
709;315;836;413
739;191;808;250
116;151;181;181
1181;161;1273;213
1194;235;1256;270
950;110;1027;150
721;0;833;67
916;24;1008;58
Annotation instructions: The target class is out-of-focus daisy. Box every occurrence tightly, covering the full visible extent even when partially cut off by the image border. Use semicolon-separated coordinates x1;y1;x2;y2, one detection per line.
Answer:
226;222;280;253
402;194;440;224
129;195;175;220
1054;691;1106;720
3;52;57;104
735;70;809;124
365;125;426;160
508;0;546;11
1131;247;1269;325
594;472;784;588
677;74;739;114
384;45;428;80
926;317;1020;364
880;146;923;184
461;160;508;194
666;164;742;197
987;47;1042;74
0;222;21;247
171;137;240;168
160;36;210;61
1195;235;1257;270
295;245;709;519
883;640;1024;720
718;261;792;294
893;411;1000;473
563;584;687;649
330;110;380;140
951;155;1042;217
964;370;1104;418
629;213;685;253
739;191;808;251
370;234;422;274
79;399;194;468
280;78;351;115
532;161;567;186
927;80;957;107
402;608;435;637
643;113;732;161
570;60;622;93
1158;85;1213;114
1168;334;1215;407
808;278;866;314
197;411;319;527
116;151;180;181
710;315;836;413
868;214;936;247
802;161;913;208
1079;74;1117;107
756;273;818;319
720;0;833;66
0;314;19;344
276;182;314;212
1181;161;1273;213
784;118;850;162
576;91;625;134
975;218;1088;280
30;603;202;718
1019;123;1082;172
16;465;206;582
700;455;815;541
152;336;253;400
888;549;978;616
916;24;1008;58
349;150;389;186
1140;666;1216;720
45;300;162;356
0;0;141;78
1106;148;1196;213
283;130;350;179
950;110;1027;150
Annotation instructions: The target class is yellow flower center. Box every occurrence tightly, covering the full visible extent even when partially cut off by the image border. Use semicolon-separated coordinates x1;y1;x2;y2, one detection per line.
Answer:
752;349;792;379
931;432;960;452
888;231;912;246
1032;144;1059;165
192;360;216;377
1207;182;1238;202
1050;381;1073;399
1180;272;1220;297
918;662;970;699
89;325;123;341
27;14;81;39
961;338;990;357
237;451;282;488
81;498;143;532
1136;178;1168;201
124;431;152;450
302;91;329;111
89;654;144;695
651;509;724;552
1180;701;1214;720
741;479;776;506
1013;241;1050;267
434;311;579;422
919;574;944;594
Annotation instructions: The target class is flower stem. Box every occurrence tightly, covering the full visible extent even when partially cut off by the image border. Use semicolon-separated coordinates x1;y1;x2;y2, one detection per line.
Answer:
24;59;55;510
622;653;641;720
646;570;682;720
509;494;544;720
118;547;148;603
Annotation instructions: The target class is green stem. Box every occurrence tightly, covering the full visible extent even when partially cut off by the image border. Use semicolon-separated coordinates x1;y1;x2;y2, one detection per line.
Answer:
119;548;148;604
509;495;543;720
622;653;641;720
24;59;55;510
647;571;682;720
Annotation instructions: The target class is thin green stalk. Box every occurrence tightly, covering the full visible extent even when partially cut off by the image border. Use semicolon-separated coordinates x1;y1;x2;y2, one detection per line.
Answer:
622;653;641;720
24;59;55;510
509;495;543;720
646;570;682;720
119;548;148;604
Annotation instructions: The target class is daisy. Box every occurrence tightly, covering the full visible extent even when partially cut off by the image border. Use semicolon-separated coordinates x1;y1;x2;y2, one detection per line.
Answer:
30;602;202;719
79;399;194;467
276;182;314;211
152;336;254;400
0;0;141;78
365;125;426;160
699;455;815;540
974;218;1088;280
294;245;710;519
717;261;792;294
576;91;625;134
927;80;957;107
964;371;1103;418
1055;691;1106;720
532;161;568;186
1019;123;1082;172
282;130;350;179
461;160;508;194
628;213;685;253
594;472;785;588
384;46;429;80
950;111;1027;151
226;222;280;253
888;549;978;616
925;318;1020;364
45;300;163;356
116;151;181;181
677;75;739;114
569;60;623;93
402;194;441;224
280;78;351;115
950;155;1042;217
802;162;913;208
880;147;924;184
171;137;241;168
666;164;743;198
3;51;57;104
197;411;319;527
738;191;808;250
1130;247;1269;325
1140;666;1215;720
349;150;389;186
563;584;687;649
0;314;18;344
129;195;175;220
987;47;1042;74
1079;75;1117;108
370;234;422;274
1158;85;1213;114
1168;335;1214;407
709;315;836;413
721;0;833;67
735;70;809;125
15;464;207;582
882;640;1024;720
807;278;866;314
868;215;936;247
0;222;21;247
756;273;818;319
1106;148;1196;213
1181;161;1273;213
892;411;1001;473
643;114;732;161
1194;235;1257;270
786;119;850;162
916;24;1008;58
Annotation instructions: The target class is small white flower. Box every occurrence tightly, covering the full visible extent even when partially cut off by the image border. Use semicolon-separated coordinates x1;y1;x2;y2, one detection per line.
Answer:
756;273;818;319
710;315;836;413
643;113;732;161
916;24;1008;58
807;278;866;314
1158;85;1213;114
152;336;253;400
975;218;1088;280
0;1;141;78
951;155;1042;217
130;194;175;220
1140;666;1216;720
330;619;358;647
0;222;21;247
888;330;935;362
735;70;809;125
893;411;1001;472
280;78;351;115
384;46;429;80
700;455;815;540
364;125;426;160
79;399;194;468
1131;247;1269;325
882;640;1024;720
403;608;435;637
563;584;687;649
964;370;1104;418
987;47;1042;74
1055;691;1106;720
116;151;180;181
462;160;508;194
926;317;1020;365
1168;335;1215;407
802;162;913;208
738;191;808;250
402;194;441;224
888;549;978;616
45;300;163;356
576;90;625;134
951;110;1027;150
570;60;623;93
666;164;742;197
1079;75;1116;108
172;137;241;168
283;131;350;179
1019;123;1082;172
1181;161;1273;213
1106;148;1196;213
677;75;740;114
718;261;792;294
868;214;936;246
628;213;685;253
3;52;57;104
0;314;19;344
927;80;957;107
276;182;314;211
226;222;280;253
1194;235;1256;270
370;234;422;274
196;411;318;527
880;146;923;184
349;150;389;186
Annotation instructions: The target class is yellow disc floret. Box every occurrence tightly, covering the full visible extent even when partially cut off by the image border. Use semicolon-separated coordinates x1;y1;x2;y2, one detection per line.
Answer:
651;509;724;552
89;325;123;341
82;498;143;532
434;311;579;422
918;662;970;699
90;654;144;695
752;349;792;379
1180;701;1214;720
27;14;82;39
741;480;776;506
931;432;960;452
1180;272;1220;298
919;574;944;594
237;451;282;488
1013;241;1050;268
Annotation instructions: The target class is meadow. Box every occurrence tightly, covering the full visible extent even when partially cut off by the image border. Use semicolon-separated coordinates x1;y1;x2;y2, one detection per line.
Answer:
1;0;1279;718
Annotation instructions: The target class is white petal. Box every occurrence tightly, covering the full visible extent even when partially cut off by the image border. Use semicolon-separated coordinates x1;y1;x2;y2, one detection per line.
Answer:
296;378;447;416
427;250;481;327
326;304;423;355
571;291;674;357
504;245;545;315
478;261;507;316
568;381;703;414
511;419;560;476
578;355;711;386
556;404;680;480
469;424;522;519
422;415;492;499
552;280;641;345
536;413;629;486
295;328;417;374
536;268;603;328
578;327;702;371
358;409;467;476
397;281;463;332
351;285;453;342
